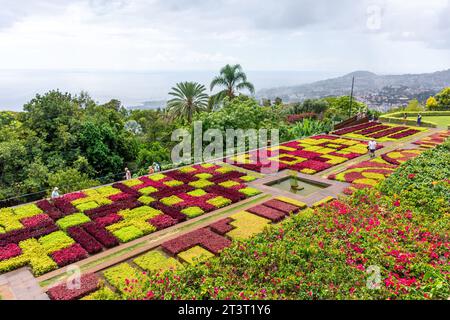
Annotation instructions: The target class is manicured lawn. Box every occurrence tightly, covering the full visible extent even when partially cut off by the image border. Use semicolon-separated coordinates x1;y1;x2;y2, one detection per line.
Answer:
407;116;450;127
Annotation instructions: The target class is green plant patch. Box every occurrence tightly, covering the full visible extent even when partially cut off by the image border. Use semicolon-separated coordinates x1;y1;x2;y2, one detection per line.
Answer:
76;201;99;212
160;195;183;206
177;246;214;265
181;206;205;218
207;196;232;208
189;179;214;189
56;213;91;230
137;195;156;205
13;204;43;219
194;173;213;180
113;226;144;243
133;250;183;273
187;189;208;197
238;187;261;197
38;231;75;254
139;186;158;195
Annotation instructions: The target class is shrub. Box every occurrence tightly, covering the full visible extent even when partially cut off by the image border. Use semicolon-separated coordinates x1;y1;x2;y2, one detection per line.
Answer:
67;226;103;254
81;286;119;300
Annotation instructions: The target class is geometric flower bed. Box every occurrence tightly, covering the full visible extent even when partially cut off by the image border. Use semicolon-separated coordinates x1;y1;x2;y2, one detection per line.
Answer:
0;164;261;276
333;121;427;142
413;130;450;148
48;196;308;300
228;135;382;174
328;149;423;189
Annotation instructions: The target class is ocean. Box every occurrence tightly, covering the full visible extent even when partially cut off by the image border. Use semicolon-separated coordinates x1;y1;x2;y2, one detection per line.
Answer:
0;69;339;111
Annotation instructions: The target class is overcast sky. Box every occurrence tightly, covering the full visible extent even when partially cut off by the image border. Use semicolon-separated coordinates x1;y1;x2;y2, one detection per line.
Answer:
0;0;449;74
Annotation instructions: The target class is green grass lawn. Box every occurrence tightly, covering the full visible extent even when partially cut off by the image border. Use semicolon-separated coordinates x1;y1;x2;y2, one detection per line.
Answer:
406;116;450;127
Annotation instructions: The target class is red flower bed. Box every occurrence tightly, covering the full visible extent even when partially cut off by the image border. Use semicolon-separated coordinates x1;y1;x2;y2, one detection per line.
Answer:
209;218;234;235
0;244;22;261
263;199;300;214
67;226;103;254
149;214;178;230
108;192;134;202
51;244;89;267
112;182;141;197
333;122;381;135
287;113;317;123
47;273;100;300
94;213;123;228
20;214;53;228
62;192;86;202
388;129;421;139
247;205;286;222
161;228;231;255
355;125;390;135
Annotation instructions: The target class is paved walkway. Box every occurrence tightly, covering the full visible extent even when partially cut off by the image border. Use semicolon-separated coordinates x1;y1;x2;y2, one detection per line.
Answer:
0;268;48;300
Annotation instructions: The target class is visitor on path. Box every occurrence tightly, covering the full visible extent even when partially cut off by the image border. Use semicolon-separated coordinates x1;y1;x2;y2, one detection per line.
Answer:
148;165;155;175
368;140;377;159
51;187;60;200
125;168;132;180
417;113;422;126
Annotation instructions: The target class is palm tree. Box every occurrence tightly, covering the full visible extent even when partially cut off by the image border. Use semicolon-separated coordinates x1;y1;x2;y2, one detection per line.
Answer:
167;82;209;122
210;64;255;101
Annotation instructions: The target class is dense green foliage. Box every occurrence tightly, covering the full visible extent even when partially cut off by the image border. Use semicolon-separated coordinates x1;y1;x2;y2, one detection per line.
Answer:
379;140;450;219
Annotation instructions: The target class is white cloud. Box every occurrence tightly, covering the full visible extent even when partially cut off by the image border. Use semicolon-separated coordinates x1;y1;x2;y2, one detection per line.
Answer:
0;0;448;72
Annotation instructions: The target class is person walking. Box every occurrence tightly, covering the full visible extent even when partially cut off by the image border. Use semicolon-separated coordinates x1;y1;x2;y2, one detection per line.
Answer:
417;113;422;127
148;165;155;175
368;139;377;159
125;168;132;180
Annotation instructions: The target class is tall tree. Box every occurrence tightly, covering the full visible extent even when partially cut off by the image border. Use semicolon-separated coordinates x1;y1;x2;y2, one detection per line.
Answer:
167;82;209;122
210;64;255;103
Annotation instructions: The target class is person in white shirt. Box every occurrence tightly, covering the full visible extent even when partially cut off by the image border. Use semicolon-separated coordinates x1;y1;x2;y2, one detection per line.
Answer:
51;187;60;200
125;168;132;180
368;140;377;158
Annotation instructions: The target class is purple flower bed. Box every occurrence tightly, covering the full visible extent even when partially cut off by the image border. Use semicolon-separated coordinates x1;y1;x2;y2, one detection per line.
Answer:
161;228;231;255
388;129;421;139
36;200;63;220
150;202;187;222
67;226;103;254
333;122;381;135
83;222;119;248
149;214;178;230
209;218;234;235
